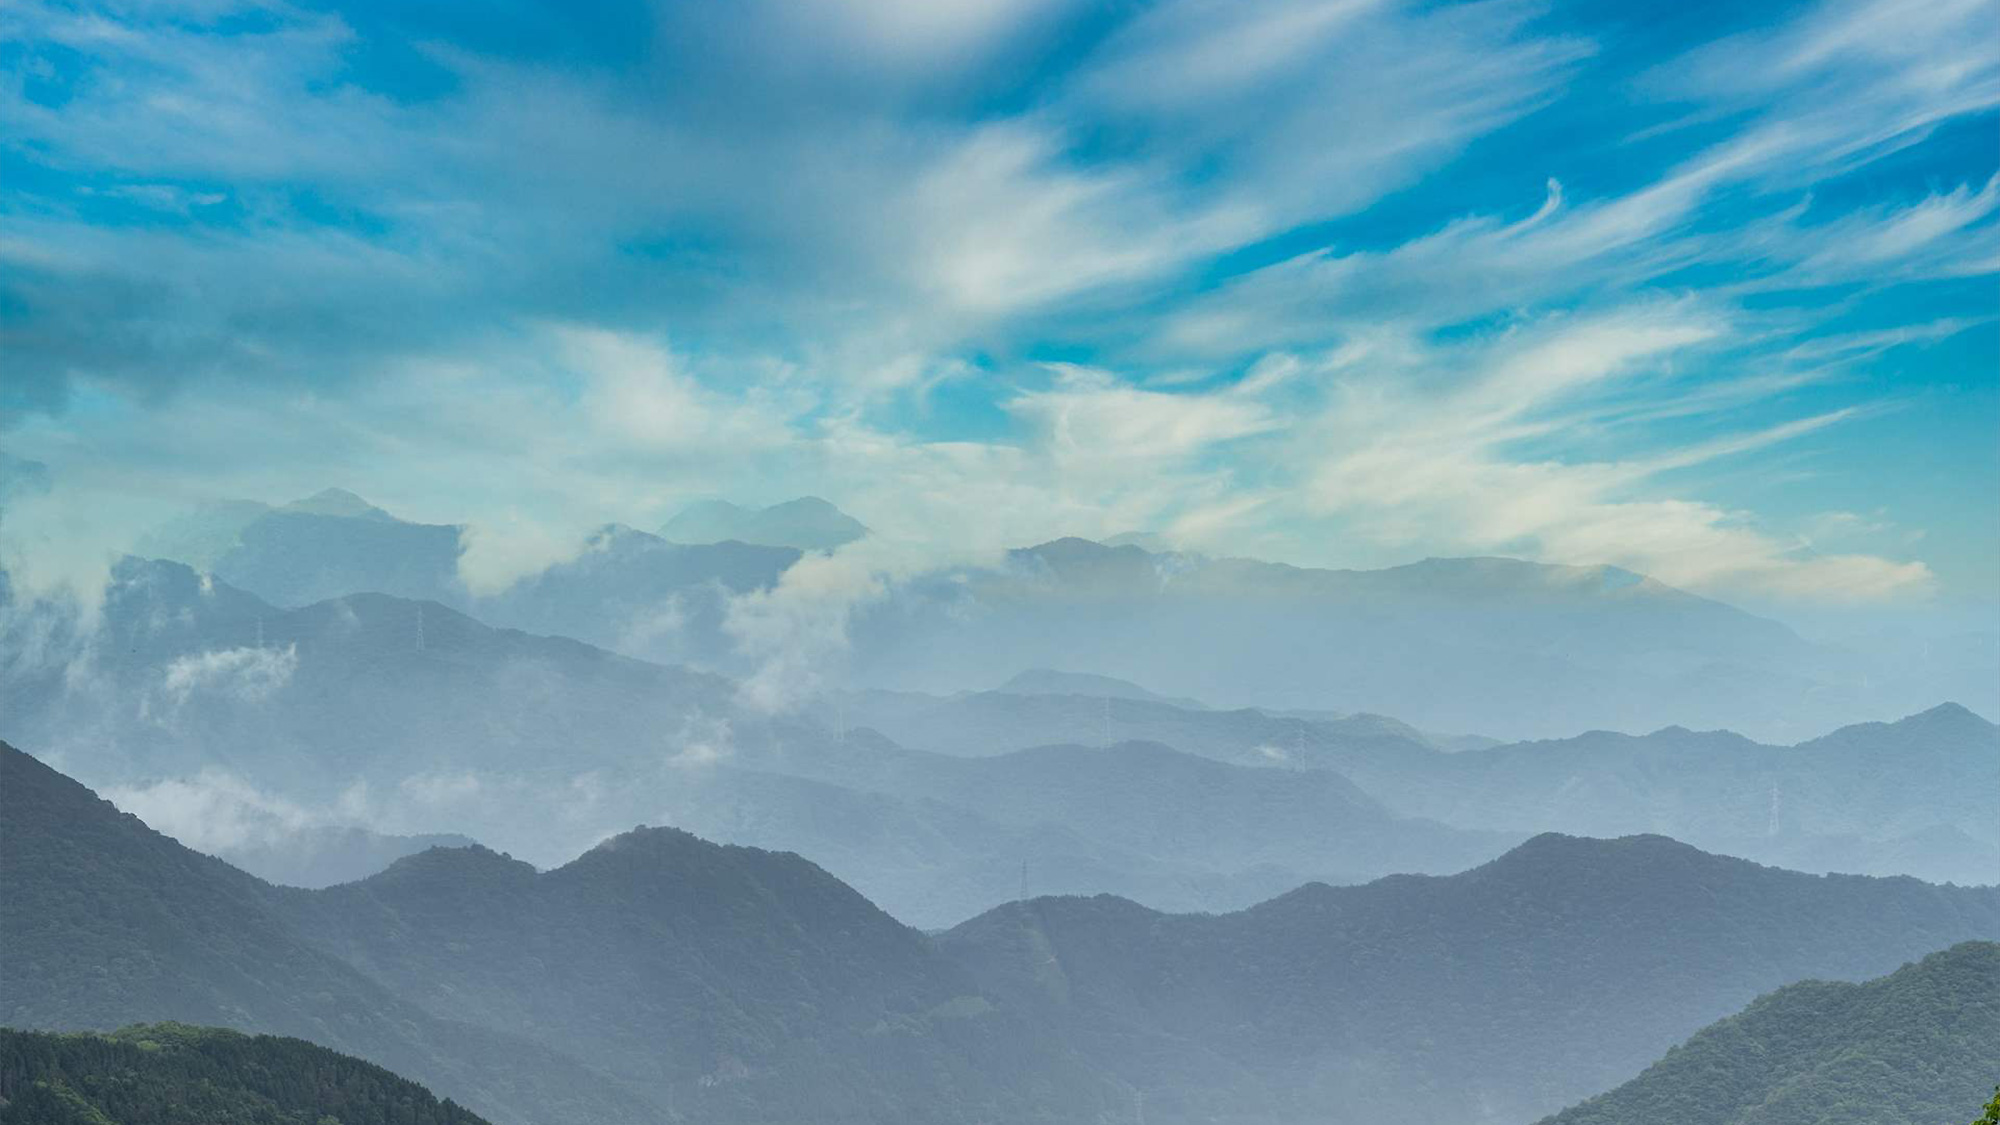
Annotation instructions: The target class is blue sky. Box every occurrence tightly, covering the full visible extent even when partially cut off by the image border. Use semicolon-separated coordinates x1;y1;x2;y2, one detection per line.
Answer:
1;0;1995;612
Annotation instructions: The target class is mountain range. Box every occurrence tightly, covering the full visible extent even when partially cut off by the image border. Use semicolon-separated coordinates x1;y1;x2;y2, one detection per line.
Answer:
842;684;2000;888
5;554;1992;917
842;538;1998;741
9;740;1998;1125
0;558;1515;922
660;734;1515;926
0;740;1121;1124
120;491;2000;740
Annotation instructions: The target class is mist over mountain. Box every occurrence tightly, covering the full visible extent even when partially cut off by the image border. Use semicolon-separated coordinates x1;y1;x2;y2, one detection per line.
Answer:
0;556;736;783
1540;941;2000;1125
12;4;1996;1123
471;523;796;667
212;826;481;889
664;734;1516;927
941;834;2000;1124
842;685;2000;887
216;492;468;609
134;492;801;668
0;556;750;869
0;555;1514;921
841;539;1995;742
122;496;1997;741
6;550;1990;910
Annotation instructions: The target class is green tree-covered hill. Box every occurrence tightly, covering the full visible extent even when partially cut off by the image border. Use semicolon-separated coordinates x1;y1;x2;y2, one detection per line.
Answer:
1540;942;2000;1125
0;1023;492;1125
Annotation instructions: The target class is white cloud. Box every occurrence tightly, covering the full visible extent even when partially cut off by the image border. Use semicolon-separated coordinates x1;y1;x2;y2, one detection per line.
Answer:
3;0;1987;612
1006;363;1284;463
723;537;925;712
1293;309;1935;601
102;770;318;855
156;644;298;710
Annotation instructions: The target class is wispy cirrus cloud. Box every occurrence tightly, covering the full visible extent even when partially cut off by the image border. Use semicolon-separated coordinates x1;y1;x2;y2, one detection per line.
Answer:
1;0;1993;608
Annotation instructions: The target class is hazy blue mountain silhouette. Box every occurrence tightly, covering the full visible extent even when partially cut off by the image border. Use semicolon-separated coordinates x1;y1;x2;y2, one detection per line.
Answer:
662;495;867;551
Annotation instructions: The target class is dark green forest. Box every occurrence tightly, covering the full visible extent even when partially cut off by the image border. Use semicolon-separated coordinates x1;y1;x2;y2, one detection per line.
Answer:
1540;942;2000;1125
0;1024;490;1125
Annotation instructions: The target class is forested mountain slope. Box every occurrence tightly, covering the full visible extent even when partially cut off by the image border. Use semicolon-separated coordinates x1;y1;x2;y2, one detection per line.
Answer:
1541;941;2000;1125
0;1023;492;1125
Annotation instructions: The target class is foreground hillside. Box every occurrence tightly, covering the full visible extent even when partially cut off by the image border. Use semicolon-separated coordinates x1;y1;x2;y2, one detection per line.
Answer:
0;1023;491;1125
1541;942;2000;1125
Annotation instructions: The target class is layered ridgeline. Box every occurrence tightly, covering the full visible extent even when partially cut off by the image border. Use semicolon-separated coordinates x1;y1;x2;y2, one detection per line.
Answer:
128;494;1998;740
270;831;1119;1121
0;742;1124;1124
0;742;667;1125
0;559;1512;921
940;834;2000;1125
841;537;1997;741
4;555;1990;912
0;1023;491;1125
12;741;1997;1125
1541;942;2000;1125
844;683;2000;887
693;733;1515;926
0;556;743;871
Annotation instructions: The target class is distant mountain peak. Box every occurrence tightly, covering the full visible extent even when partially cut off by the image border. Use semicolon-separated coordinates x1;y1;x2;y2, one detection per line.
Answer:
584;823;708;856
1486;831;1715;875
280;487;393;521
661;496;865;551
1023;536;1135;558
769;495;842;515
997;667;1209;709
369;842;536;885
1910;701;1989;726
